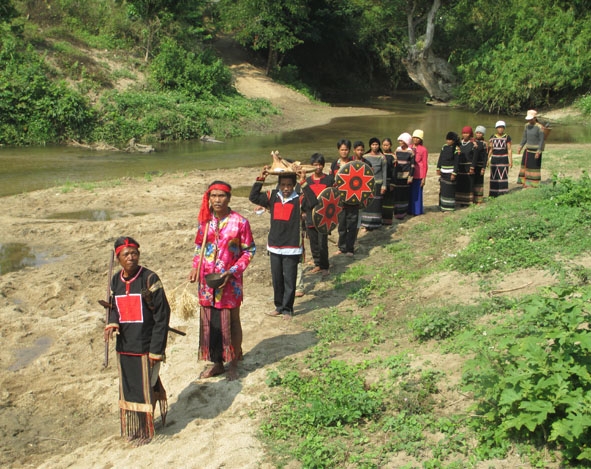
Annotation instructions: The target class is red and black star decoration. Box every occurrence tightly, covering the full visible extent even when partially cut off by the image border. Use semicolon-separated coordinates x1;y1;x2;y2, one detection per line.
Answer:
312;187;343;234
335;161;375;205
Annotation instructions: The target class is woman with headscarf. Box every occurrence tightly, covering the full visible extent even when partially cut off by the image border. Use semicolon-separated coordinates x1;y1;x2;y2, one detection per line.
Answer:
437;132;461;211
472;125;488;204
409;130;428;215
456;126;476;207
104;236;171;444
392;132;415;220
488;121;513;197
360;137;387;230
517;110;546;188
189;181;256;380
381;137;395;225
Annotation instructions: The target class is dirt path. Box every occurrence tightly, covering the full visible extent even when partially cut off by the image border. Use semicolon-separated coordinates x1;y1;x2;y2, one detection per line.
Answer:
0;42;565;468
213;35;389;133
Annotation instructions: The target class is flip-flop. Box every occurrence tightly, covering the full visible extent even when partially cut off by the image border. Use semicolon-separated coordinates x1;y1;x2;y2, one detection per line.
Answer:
265;310;282;317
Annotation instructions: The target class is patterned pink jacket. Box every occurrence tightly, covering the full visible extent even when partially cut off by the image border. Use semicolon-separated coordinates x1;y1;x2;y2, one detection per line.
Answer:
193;210;256;308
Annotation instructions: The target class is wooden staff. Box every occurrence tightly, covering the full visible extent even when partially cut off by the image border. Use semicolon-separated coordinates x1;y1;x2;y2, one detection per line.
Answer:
103;250;115;368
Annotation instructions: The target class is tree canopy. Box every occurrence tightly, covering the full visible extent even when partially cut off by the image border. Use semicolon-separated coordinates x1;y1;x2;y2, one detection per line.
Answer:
1;0;590;145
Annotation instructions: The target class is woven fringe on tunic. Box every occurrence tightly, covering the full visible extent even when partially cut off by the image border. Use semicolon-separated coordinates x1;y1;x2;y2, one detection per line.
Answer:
455;162;473;207
199;306;235;363
439;173;456;211
517;150;542;188
360;183;383;229
381;189;394;225
118;353;168;442
489;155;510;197
472;172;484;204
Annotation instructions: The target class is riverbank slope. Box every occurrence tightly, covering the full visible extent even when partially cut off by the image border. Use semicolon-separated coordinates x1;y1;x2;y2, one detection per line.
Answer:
1;37;588;468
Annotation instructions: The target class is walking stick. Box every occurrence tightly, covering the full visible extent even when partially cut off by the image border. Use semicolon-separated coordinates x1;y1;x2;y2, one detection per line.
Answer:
103;250;115;368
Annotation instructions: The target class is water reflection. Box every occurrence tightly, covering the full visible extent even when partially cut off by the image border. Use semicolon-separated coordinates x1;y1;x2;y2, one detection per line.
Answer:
46;210;147;221
0;243;36;275
8;336;53;371
1;93;589;197
0;242;66;275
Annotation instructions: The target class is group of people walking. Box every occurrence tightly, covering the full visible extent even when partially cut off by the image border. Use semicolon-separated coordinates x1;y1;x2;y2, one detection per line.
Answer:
437;109;546;211
100;110;547;445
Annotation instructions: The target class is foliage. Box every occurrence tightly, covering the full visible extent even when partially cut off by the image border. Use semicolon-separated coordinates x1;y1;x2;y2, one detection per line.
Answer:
575;93;591;115
452;0;591;112
91;89;276;143
1;0;17;23
149;37;233;98
463;285;591;462
261;360;384;466
216;0;309;74
447;173;591;274
0;24;95;144
311;307;385;346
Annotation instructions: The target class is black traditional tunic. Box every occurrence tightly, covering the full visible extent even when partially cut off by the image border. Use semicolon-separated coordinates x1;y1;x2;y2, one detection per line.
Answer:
360;153;386;230
472;139;488;203
392;148;415;219
109;266;170;441
437;144;460;211
457;139;476;206
489;133;512;197
381;153;395;225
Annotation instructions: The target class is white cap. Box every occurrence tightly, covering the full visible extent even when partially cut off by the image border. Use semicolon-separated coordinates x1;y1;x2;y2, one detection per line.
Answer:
525;110;537;120
412;129;424;140
495;120;506;128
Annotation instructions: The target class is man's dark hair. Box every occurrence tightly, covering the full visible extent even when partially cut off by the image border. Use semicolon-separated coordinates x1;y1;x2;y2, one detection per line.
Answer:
310;153;325;166
337;139;351;150
278;173;297;184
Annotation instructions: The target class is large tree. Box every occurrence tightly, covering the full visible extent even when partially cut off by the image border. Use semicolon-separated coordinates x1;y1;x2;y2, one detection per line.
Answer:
217;0;311;75
400;0;455;101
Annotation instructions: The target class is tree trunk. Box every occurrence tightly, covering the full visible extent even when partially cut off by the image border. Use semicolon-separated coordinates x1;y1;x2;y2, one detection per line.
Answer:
401;0;456;101
402;48;455;101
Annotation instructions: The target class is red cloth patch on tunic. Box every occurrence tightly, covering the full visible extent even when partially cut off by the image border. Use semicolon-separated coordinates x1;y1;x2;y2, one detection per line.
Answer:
273;201;294;221
115;294;144;323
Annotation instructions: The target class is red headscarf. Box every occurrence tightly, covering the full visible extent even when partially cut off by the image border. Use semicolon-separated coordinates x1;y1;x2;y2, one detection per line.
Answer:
462;126;474;138
198;183;232;224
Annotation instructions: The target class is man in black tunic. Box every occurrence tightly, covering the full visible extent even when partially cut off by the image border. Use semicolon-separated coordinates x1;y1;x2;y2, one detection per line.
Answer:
104;236;170;444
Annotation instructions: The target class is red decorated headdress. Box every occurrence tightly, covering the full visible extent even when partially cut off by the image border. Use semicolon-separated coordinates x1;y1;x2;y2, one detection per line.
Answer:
198;183;232;224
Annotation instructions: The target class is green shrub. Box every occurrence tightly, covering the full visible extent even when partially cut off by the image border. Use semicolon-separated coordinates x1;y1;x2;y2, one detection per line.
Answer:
463;286;591;462
149;37;233;98
0;25;95;144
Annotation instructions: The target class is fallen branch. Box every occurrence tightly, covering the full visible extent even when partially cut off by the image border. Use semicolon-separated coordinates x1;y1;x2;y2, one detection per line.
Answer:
490;281;533;295
125;138;155;153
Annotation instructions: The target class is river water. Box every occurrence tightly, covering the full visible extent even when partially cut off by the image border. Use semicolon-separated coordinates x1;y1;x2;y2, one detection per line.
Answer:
1;94;589;198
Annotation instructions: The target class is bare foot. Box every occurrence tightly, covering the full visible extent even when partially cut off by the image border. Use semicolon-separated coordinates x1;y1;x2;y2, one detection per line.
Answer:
199;363;225;379
226;361;239;381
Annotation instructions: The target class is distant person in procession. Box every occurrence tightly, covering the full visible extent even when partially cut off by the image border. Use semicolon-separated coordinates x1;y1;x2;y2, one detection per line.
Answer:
409;129;428;216
436;132;460;212
250;167;302;320
517;110;546;188
360;137;387;230
300;153;333;275
333;139;360;256
488;121;513;197
472;125;488;204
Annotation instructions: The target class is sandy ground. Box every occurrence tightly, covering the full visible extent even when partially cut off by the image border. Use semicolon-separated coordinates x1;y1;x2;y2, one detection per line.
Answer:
0;38;569;468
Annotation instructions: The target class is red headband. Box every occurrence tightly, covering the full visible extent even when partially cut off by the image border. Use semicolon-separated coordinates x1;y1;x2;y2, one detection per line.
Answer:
115;239;139;256
198;183;232;223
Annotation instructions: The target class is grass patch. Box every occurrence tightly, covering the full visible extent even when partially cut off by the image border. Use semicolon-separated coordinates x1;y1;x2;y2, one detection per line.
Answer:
259;166;591;468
